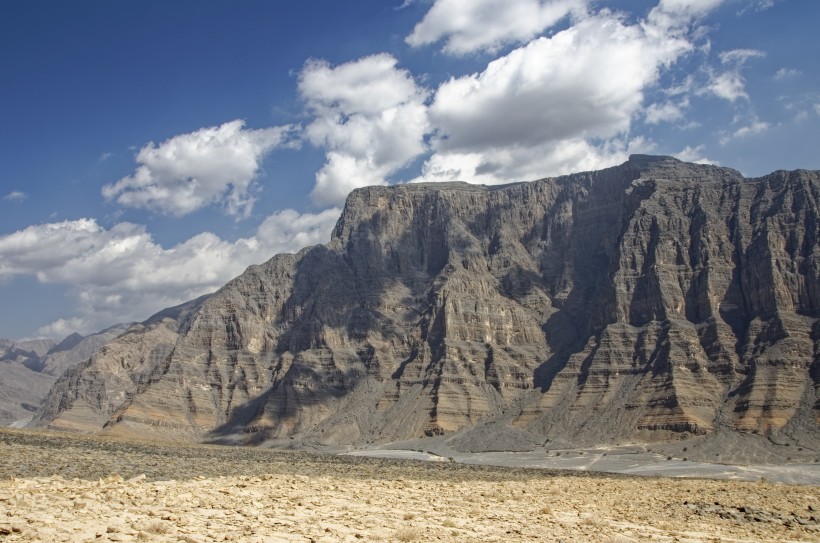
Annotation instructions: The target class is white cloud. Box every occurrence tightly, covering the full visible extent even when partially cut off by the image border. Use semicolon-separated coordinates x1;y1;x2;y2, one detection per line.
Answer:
299;54;429;206
719;48;764;64
706;71;749;101
719;119;770;145
3;191;27;203
674;144;717;164
645;100;686;124
411;10;695;183
0;210;339;336
815;104;820;116
737;0;775;15
102;120;295;218
647;0;726;30
406;0;587;55
36;318;89;340
411;137;653;185
703;48;764;102
429;14;689;152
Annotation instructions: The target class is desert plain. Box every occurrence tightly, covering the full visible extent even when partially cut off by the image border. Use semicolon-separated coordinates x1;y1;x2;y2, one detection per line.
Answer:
0;429;817;543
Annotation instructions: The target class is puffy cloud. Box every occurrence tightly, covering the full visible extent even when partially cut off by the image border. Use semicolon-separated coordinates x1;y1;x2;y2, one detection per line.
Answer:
411;10;693;183
0;210;339;336
644;100;686;124
412;137;652;185
3;191;26;202
102;120;295;218
37;318;87;340
706;71;749;101
299;54;429;206
647;0;726;29
429;14;685;152
674;144;717;164
406;0;587;55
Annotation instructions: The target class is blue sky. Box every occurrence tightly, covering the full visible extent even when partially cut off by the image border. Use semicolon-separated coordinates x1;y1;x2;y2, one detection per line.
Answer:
1;0;818;340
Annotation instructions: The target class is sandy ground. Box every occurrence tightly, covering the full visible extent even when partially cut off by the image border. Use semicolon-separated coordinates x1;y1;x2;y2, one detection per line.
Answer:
1;429;818;543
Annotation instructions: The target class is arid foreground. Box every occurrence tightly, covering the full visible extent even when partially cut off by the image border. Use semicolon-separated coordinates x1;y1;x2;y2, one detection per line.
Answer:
0;430;817;543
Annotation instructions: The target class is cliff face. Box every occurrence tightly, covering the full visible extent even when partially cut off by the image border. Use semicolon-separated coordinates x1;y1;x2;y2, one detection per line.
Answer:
0;327;129;427
34;156;820;448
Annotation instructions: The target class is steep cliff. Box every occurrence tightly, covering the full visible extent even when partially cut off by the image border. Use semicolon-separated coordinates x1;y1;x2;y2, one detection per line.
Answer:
34;156;820;449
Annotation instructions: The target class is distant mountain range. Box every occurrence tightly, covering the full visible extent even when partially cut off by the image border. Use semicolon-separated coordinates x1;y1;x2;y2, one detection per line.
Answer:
18;156;820;453
0;325;130;426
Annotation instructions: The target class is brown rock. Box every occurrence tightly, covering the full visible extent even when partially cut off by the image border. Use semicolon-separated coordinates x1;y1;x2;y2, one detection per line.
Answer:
33;156;820;450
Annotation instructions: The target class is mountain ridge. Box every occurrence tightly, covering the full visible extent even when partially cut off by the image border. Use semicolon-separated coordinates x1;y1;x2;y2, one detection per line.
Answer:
32;156;820;452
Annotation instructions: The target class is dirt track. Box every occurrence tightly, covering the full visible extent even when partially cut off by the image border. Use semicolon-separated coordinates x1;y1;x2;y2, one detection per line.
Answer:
0;429;817;542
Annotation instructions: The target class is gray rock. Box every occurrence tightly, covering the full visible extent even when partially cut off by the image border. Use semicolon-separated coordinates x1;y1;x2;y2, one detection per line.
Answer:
0;325;131;426
33;156;820;451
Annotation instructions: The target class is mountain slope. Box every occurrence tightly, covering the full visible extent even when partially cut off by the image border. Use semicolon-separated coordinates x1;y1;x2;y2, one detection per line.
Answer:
0;326;130;426
34;156;820;449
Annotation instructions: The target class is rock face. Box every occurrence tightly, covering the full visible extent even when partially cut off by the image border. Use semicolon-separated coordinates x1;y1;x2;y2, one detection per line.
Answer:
34;156;820;449
0;326;130;426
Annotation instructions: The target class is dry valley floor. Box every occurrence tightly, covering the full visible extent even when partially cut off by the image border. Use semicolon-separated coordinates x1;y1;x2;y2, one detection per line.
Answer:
0;429;817;542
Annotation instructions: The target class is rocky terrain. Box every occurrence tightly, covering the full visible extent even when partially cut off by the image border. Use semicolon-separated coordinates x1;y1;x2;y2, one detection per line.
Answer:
0;339;56;426
0;325;129;426
0;429;817;542
33;155;820;454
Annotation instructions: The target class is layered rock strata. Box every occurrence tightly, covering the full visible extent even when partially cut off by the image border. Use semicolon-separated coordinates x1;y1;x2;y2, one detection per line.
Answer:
34;156;820;448
0;327;129;426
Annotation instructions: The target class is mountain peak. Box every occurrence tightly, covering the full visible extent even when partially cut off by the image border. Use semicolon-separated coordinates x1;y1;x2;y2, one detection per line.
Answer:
33;158;820;452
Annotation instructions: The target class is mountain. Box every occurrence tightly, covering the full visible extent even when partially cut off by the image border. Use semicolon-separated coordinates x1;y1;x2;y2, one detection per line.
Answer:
0;338;56;369
0;325;130;426
33;156;820;451
39;324;132;377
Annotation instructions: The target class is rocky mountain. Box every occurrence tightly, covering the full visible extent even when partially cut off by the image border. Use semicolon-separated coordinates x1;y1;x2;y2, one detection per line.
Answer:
0;325;130;426
33;156;820;451
0;338;58;426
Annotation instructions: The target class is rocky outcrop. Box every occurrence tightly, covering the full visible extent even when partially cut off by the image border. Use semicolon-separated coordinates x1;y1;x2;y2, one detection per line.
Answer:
0;326;131;426
0;339;58;426
30;297;206;435
38;324;131;377
34;156;820;449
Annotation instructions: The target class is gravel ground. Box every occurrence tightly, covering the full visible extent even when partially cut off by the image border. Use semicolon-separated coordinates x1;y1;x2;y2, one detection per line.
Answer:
0;429;818;542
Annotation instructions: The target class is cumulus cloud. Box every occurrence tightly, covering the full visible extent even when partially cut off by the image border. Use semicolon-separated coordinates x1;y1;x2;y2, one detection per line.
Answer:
299;54;429;206
706;71;749;101
0;210;339;336
647;0;727;29
429;14;688;151
102;120;295;218
409;9;699;183
412;137;653;185
644;100;687;124
37;318;88;340
406;0;586;55
674;144;718;164
3;191;27;203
